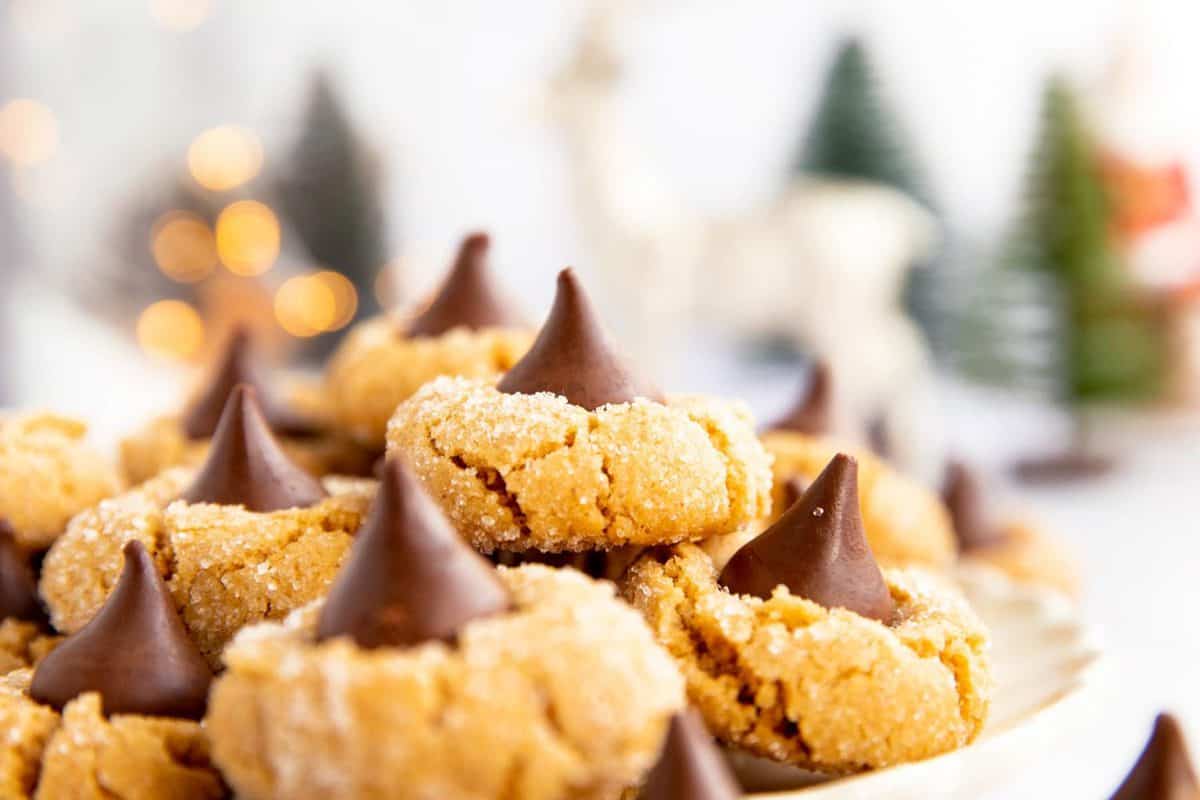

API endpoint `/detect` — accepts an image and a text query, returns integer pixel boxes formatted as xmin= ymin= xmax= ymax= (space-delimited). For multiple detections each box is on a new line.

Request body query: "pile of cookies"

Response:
xmin=0 ymin=233 xmax=1184 ymax=799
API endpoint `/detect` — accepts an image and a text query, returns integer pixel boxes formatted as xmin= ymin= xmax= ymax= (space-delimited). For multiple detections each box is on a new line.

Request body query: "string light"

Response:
xmin=215 ymin=200 xmax=280 ymax=276
xmin=187 ymin=126 xmax=263 ymax=191
xmin=313 ymin=270 xmax=358 ymax=331
xmin=148 ymin=0 xmax=209 ymax=32
xmin=137 ymin=300 xmax=205 ymax=360
xmin=151 ymin=211 xmax=217 ymax=283
xmin=275 ymin=274 xmax=336 ymax=338
xmin=0 ymin=99 xmax=58 ymax=167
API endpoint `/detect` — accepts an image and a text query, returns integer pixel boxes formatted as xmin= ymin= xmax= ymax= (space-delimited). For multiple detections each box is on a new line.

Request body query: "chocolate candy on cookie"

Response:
xmin=0 ymin=541 xmax=224 ymax=799
xmin=206 ymin=460 xmax=684 ymax=800
xmin=387 ymin=268 xmax=772 ymax=554
xmin=943 ymin=460 xmax=1080 ymax=596
xmin=761 ymin=368 xmax=954 ymax=568
xmin=41 ymin=385 xmax=373 ymax=668
xmin=1109 ymin=713 xmax=1198 ymax=800
xmin=324 ymin=232 xmax=534 ymax=450
xmin=639 ymin=710 xmax=741 ymax=800
xmin=121 ymin=327 xmax=373 ymax=484
xmin=622 ymin=453 xmax=992 ymax=773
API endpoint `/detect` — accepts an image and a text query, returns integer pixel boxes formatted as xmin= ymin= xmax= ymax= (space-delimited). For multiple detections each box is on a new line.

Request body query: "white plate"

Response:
xmin=729 ymin=565 xmax=1106 ymax=799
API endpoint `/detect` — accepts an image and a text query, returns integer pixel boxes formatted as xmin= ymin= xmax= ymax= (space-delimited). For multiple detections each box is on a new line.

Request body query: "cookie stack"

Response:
xmin=0 ymin=233 xmax=1127 ymax=799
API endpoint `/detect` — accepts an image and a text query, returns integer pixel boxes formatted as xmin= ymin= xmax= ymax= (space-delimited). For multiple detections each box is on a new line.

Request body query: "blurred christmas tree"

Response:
xmin=274 ymin=71 xmax=388 ymax=361
xmin=795 ymin=37 xmax=946 ymax=354
xmin=962 ymin=76 xmax=1167 ymax=480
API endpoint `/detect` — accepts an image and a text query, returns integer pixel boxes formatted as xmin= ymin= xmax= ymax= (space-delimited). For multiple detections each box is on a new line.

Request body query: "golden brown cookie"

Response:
xmin=39 ymin=468 xmax=372 ymax=668
xmin=120 ymin=414 xmax=374 ymax=485
xmin=0 ymin=620 xmax=59 ymax=674
xmin=207 ymin=564 xmax=685 ymax=800
xmin=387 ymin=377 xmax=773 ymax=553
xmin=621 ymin=544 xmax=992 ymax=773
xmin=0 ymin=414 xmax=120 ymax=550
xmin=325 ymin=315 xmax=532 ymax=449
xmin=0 ymin=672 xmax=224 ymax=800
xmin=963 ymin=520 xmax=1081 ymax=597
xmin=762 ymin=430 xmax=955 ymax=568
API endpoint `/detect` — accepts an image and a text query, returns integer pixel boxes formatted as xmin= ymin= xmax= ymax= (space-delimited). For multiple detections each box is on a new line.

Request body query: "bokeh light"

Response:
xmin=215 ymin=200 xmax=280 ymax=276
xmin=0 ymin=99 xmax=58 ymax=167
xmin=313 ymin=270 xmax=358 ymax=331
xmin=275 ymin=274 xmax=336 ymax=338
xmin=148 ymin=0 xmax=210 ymax=32
xmin=151 ymin=211 xmax=217 ymax=283
xmin=136 ymin=300 xmax=205 ymax=360
xmin=187 ymin=126 xmax=264 ymax=191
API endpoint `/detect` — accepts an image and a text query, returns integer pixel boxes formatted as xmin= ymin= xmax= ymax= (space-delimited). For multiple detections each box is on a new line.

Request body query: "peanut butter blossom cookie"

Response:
xmin=622 ymin=454 xmax=992 ymax=773
xmin=324 ymin=233 xmax=534 ymax=450
xmin=0 ymin=525 xmax=60 ymax=673
xmin=41 ymin=385 xmax=372 ymax=668
xmin=387 ymin=268 xmax=772 ymax=553
xmin=0 ymin=541 xmax=225 ymax=799
xmin=943 ymin=460 xmax=1081 ymax=596
xmin=761 ymin=366 xmax=955 ymax=568
xmin=207 ymin=461 xmax=685 ymax=800
xmin=120 ymin=328 xmax=373 ymax=485
xmin=0 ymin=413 xmax=119 ymax=551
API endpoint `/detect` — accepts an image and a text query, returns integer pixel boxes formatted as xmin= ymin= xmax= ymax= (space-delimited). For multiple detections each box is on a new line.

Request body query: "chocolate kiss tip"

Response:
xmin=406 ymin=231 xmax=523 ymax=337
xmin=1110 ymin=713 xmax=1199 ymax=800
xmin=942 ymin=460 xmax=1004 ymax=552
xmin=180 ymin=384 xmax=327 ymax=513
xmin=317 ymin=459 xmax=510 ymax=649
xmin=768 ymin=360 xmax=833 ymax=435
xmin=0 ymin=520 xmax=46 ymax=625
xmin=640 ymin=710 xmax=740 ymax=800
xmin=719 ymin=453 xmax=896 ymax=623
xmin=496 ymin=267 xmax=662 ymax=410
xmin=30 ymin=540 xmax=212 ymax=719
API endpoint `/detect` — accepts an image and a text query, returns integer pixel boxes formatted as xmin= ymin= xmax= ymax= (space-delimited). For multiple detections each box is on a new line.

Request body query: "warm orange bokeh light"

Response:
xmin=216 ymin=200 xmax=280 ymax=276
xmin=187 ymin=126 xmax=263 ymax=192
xmin=148 ymin=0 xmax=209 ymax=31
xmin=275 ymin=274 xmax=336 ymax=338
xmin=136 ymin=300 xmax=205 ymax=360
xmin=313 ymin=270 xmax=358 ymax=331
xmin=151 ymin=211 xmax=217 ymax=283
xmin=0 ymin=99 xmax=58 ymax=166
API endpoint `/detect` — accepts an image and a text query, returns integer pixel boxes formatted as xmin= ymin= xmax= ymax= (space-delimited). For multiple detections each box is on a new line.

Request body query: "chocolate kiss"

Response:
xmin=317 ymin=459 xmax=510 ymax=649
xmin=640 ymin=710 xmax=740 ymax=800
xmin=497 ymin=268 xmax=661 ymax=410
xmin=720 ymin=453 xmax=896 ymax=622
xmin=942 ymin=460 xmax=1005 ymax=551
xmin=1110 ymin=713 xmax=1199 ymax=800
xmin=182 ymin=327 xmax=319 ymax=440
xmin=406 ymin=232 xmax=524 ymax=337
xmin=180 ymin=384 xmax=328 ymax=512
xmin=0 ymin=520 xmax=46 ymax=624
xmin=768 ymin=361 xmax=833 ymax=435
xmin=30 ymin=541 xmax=212 ymax=719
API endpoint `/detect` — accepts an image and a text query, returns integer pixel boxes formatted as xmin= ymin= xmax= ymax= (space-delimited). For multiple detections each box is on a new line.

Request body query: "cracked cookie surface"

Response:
xmin=0 ymin=620 xmax=60 ymax=674
xmin=120 ymin=415 xmax=375 ymax=485
xmin=762 ymin=431 xmax=955 ymax=568
xmin=39 ymin=468 xmax=373 ymax=668
xmin=325 ymin=316 xmax=533 ymax=449
xmin=0 ymin=671 xmax=224 ymax=800
xmin=0 ymin=414 xmax=120 ymax=550
xmin=621 ymin=544 xmax=992 ymax=772
xmin=206 ymin=564 xmax=685 ymax=800
xmin=386 ymin=377 xmax=773 ymax=553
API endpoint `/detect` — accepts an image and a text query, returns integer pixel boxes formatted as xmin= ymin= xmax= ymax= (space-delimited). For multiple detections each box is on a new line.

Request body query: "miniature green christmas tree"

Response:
xmin=795 ymin=37 xmax=945 ymax=352
xmin=964 ymin=76 xmax=1166 ymax=480
xmin=796 ymin=37 xmax=931 ymax=209
xmin=275 ymin=70 xmax=389 ymax=360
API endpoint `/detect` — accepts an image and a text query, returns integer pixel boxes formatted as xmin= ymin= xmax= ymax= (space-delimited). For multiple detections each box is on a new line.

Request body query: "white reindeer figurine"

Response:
xmin=543 ymin=1 xmax=942 ymax=479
